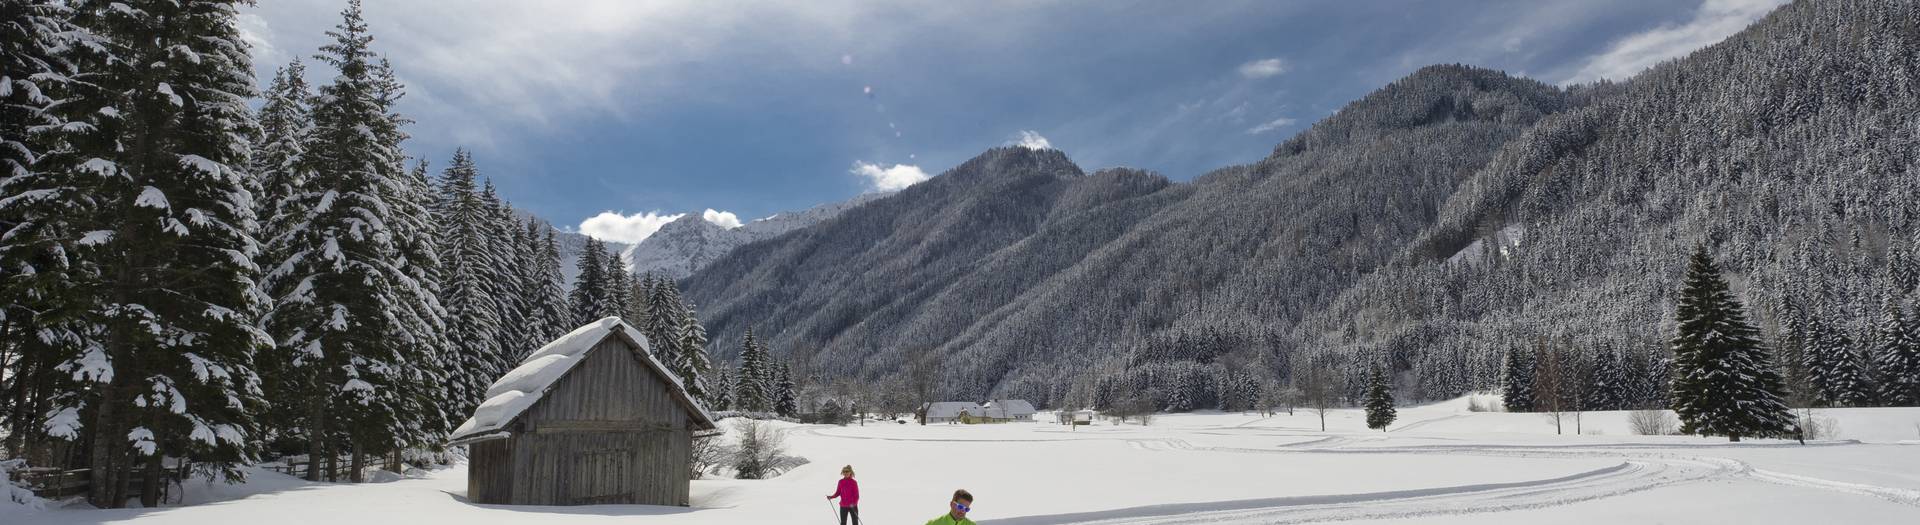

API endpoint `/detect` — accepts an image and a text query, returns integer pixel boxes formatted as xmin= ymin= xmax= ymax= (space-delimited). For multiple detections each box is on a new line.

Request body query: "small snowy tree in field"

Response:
xmin=1873 ymin=298 xmax=1920 ymax=406
xmin=1669 ymin=246 xmax=1794 ymax=442
xmin=1363 ymin=366 xmax=1396 ymax=432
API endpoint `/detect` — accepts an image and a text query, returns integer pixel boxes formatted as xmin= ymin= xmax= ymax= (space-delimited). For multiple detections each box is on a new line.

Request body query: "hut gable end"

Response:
xmin=521 ymin=336 xmax=689 ymax=433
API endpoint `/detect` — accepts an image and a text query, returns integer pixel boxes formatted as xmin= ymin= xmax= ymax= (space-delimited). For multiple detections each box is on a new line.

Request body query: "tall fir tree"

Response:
xmin=0 ymin=0 xmax=91 ymax=457
xmin=262 ymin=0 xmax=443 ymax=481
xmin=1500 ymin=348 xmax=1535 ymax=412
xmin=1804 ymin=315 xmax=1872 ymax=407
xmin=1669 ymin=246 xmax=1794 ymax=441
xmin=526 ymin=227 xmax=572 ymax=341
xmin=603 ymin=246 xmax=634 ymax=325
xmin=372 ymin=62 xmax=451 ymax=455
xmin=568 ymin=236 xmax=609 ymax=325
xmin=1584 ymin=350 xmax=1629 ymax=411
xmin=734 ymin=328 xmax=771 ymax=412
xmin=251 ymin=58 xmax=311 ymax=225
xmin=19 ymin=0 xmax=273 ymax=506
xmin=677 ymin=298 xmax=715 ymax=406
xmin=773 ymin=362 xmax=798 ymax=417
xmin=1874 ymin=298 xmax=1920 ymax=405
xmin=711 ymin=366 xmax=736 ymax=411
xmin=432 ymin=149 xmax=506 ymax=420
xmin=1364 ymin=366 xmax=1396 ymax=431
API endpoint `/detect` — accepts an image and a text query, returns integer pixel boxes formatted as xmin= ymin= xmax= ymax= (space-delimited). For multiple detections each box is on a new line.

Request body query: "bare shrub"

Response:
xmin=1796 ymin=410 xmax=1839 ymax=441
xmin=690 ymin=434 xmax=727 ymax=479
xmin=731 ymin=420 xmax=803 ymax=479
xmin=1627 ymin=410 xmax=1678 ymax=436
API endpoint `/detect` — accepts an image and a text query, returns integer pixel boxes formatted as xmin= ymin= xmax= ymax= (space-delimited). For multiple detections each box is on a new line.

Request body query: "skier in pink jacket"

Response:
xmin=827 ymin=465 xmax=860 ymax=525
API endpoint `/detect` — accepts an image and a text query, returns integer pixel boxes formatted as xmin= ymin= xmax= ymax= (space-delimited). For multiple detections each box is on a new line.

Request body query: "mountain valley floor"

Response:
xmin=12 ymin=396 xmax=1920 ymax=524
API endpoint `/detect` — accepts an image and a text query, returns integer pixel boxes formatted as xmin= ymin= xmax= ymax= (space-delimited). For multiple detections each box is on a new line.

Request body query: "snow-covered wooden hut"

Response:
xmin=448 ymin=317 xmax=717 ymax=506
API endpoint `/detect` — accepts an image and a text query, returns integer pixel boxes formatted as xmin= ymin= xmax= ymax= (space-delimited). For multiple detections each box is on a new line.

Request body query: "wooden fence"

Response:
xmin=13 ymin=467 xmax=184 ymax=501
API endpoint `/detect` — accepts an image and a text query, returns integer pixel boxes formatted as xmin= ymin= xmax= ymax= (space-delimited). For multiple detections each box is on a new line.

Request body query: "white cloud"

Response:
xmin=1246 ymin=116 xmax=1297 ymax=134
xmin=577 ymin=210 xmax=685 ymax=244
xmin=702 ymin=209 xmax=743 ymax=228
xmin=851 ymin=161 xmax=931 ymax=192
xmin=1012 ymin=130 xmax=1053 ymax=151
xmin=1560 ymin=0 xmax=1786 ymax=85
xmin=1237 ymin=58 xmax=1289 ymax=79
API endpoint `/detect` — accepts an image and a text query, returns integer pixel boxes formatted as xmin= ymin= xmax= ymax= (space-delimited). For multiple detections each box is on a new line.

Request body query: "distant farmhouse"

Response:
xmin=917 ymin=399 xmax=1036 ymax=424
xmin=449 ymin=317 xmax=716 ymax=506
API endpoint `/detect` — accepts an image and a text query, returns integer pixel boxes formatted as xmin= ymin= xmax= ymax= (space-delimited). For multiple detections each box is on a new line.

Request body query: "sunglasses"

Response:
xmin=954 ymin=502 xmax=971 ymax=512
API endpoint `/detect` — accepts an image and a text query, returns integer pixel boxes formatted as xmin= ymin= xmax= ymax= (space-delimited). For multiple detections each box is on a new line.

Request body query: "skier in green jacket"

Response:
xmin=924 ymin=489 xmax=974 ymax=525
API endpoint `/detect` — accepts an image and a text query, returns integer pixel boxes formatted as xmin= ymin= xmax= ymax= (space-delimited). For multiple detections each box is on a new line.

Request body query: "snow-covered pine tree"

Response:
xmin=527 ymin=227 xmax=572 ymax=342
xmin=711 ymin=366 xmax=736 ymax=411
xmin=263 ymin=0 xmax=446 ymax=481
xmin=371 ymin=60 xmax=452 ymax=455
xmin=1804 ymin=315 xmax=1872 ymax=407
xmin=252 ymin=58 xmax=311 ymax=227
xmin=677 ymin=298 xmax=715 ymax=406
xmin=1500 ymin=348 xmax=1534 ymax=412
xmin=603 ymin=245 xmax=635 ymax=325
xmin=1584 ymin=350 xmax=1629 ymax=411
xmin=0 ymin=0 xmax=92 ymax=457
xmin=21 ymin=0 xmax=272 ymax=507
xmin=568 ymin=236 xmax=609 ymax=325
xmin=432 ymin=149 xmax=506 ymax=419
xmin=773 ymin=362 xmax=798 ymax=417
xmin=641 ymin=278 xmax=684 ymax=362
xmin=1874 ymin=298 xmax=1920 ymax=406
xmin=735 ymin=328 xmax=770 ymax=412
xmin=1363 ymin=366 xmax=1395 ymax=431
xmin=1669 ymin=246 xmax=1794 ymax=442
xmin=480 ymin=180 xmax=526 ymax=366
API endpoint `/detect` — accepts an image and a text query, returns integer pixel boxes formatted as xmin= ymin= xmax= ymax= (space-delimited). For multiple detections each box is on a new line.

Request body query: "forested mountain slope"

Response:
xmin=683 ymin=0 xmax=1920 ymax=409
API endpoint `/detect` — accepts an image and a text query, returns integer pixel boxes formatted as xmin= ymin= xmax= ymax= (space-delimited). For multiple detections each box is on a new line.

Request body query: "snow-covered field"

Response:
xmin=13 ymin=397 xmax=1920 ymax=524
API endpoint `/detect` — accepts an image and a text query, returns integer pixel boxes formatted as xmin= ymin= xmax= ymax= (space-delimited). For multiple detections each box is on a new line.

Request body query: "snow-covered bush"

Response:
xmin=730 ymin=420 xmax=803 ymax=479
xmin=1627 ymin=410 xmax=1678 ymax=436
xmin=1 ymin=459 xmax=48 ymax=512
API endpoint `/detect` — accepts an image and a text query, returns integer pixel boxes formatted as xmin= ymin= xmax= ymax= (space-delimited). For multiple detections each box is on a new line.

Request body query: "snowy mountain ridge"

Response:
xmin=623 ymin=192 xmax=889 ymax=280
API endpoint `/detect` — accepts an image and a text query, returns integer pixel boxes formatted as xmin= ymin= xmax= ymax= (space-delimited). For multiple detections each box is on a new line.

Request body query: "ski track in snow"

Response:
xmin=801 ymin=425 xmax=1917 ymax=524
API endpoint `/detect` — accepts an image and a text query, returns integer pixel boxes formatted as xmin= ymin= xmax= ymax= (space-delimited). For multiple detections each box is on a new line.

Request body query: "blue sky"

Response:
xmin=238 ymin=0 xmax=1785 ymax=244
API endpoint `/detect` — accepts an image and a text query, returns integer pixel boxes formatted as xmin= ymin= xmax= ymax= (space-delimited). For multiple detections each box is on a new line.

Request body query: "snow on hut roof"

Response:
xmin=449 ymin=317 xmax=716 ymax=444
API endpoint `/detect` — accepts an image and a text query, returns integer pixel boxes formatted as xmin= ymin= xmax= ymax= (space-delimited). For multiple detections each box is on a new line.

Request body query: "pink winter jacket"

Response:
xmin=831 ymin=477 xmax=860 ymax=507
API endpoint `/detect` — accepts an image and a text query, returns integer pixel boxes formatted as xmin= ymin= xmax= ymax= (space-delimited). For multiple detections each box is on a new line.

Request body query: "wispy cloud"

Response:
xmin=851 ymin=162 xmax=931 ymax=192
xmin=578 ymin=210 xmax=685 ymax=244
xmin=1012 ymin=130 xmax=1053 ymax=151
xmin=1560 ymin=0 xmax=1786 ymax=85
xmin=1237 ymin=58 xmax=1289 ymax=79
xmin=1246 ymin=116 xmax=1296 ymax=134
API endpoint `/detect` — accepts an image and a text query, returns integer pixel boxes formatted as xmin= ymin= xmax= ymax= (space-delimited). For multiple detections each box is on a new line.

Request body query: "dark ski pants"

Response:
xmin=839 ymin=505 xmax=860 ymax=525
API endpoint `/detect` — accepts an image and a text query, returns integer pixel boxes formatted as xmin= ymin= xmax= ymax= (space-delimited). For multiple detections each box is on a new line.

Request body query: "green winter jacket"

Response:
xmin=925 ymin=513 xmax=975 ymax=525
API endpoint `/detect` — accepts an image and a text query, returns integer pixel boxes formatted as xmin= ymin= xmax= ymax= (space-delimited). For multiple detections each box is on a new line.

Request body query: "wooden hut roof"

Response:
xmin=449 ymin=317 xmax=717 ymax=445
